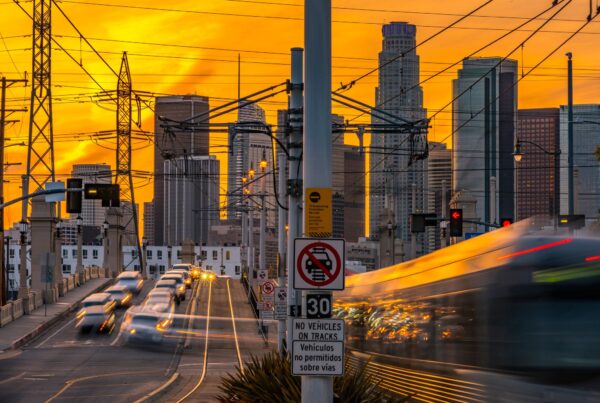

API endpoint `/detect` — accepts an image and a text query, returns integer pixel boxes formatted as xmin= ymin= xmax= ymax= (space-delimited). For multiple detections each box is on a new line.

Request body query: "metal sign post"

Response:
xmin=302 ymin=1 xmax=334 ymax=401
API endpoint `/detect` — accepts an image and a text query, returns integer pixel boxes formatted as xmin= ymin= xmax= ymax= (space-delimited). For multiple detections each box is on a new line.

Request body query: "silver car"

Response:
xmin=161 ymin=273 xmax=186 ymax=301
xmin=123 ymin=310 xmax=173 ymax=345
xmin=76 ymin=305 xmax=116 ymax=334
xmin=154 ymin=279 xmax=180 ymax=304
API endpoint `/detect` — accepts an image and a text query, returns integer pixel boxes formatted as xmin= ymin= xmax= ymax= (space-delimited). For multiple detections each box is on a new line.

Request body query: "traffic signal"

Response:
xmin=84 ymin=183 xmax=120 ymax=207
xmin=449 ymin=209 xmax=463 ymax=237
xmin=500 ymin=218 xmax=513 ymax=227
xmin=558 ymin=214 xmax=585 ymax=230
xmin=66 ymin=178 xmax=83 ymax=214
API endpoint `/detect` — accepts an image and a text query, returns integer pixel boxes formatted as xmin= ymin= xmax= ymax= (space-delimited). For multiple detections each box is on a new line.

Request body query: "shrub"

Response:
xmin=216 ymin=350 xmax=412 ymax=402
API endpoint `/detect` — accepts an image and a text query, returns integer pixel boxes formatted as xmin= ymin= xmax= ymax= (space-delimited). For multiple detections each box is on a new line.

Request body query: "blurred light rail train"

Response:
xmin=334 ymin=222 xmax=600 ymax=401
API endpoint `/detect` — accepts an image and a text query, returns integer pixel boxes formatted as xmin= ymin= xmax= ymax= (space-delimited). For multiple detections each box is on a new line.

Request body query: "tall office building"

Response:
xmin=70 ymin=164 xmax=112 ymax=226
xmin=343 ymin=148 xmax=365 ymax=242
xmin=228 ymin=102 xmax=275 ymax=227
xmin=516 ymin=108 xmax=560 ymax=220
xmin=143 ymin=202 xmax=155 ymax=245
xmin=559 ymin=104 xmax=600 ymax=220
xmin=427 ymin=143 xmax=451 ymax=251
xmin=163 ymin=156 xmax=220 ymax=245
xmin=452 ymin=57 xmax=518 ymax=231
xmin=369 ymin=22 xmax=427 ymax=246
xmin=153 ymin=95 xmax=210 ymax=245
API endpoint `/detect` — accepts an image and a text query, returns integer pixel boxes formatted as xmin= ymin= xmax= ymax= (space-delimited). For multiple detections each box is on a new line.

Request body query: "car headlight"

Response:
xmin=129 ymin=329 xmax=136 ymax=335
xmin=202 ymin=273 xmax=208 ymax=280
xmin=178 ymin=286 xmax=185 ymax=292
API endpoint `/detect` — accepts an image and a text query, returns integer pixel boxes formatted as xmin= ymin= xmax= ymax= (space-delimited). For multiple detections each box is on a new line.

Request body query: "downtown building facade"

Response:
xmin=153 ymin=95 xmax=210 ymax=245
xmin=427 ymin=142 xmax=451 ymax=250
xmin=452 ymin=57 xmax=518 ymax=232
xmin=369 ymin=22 xmax=428 ymax=251
xmin=69 ymin=164 xmax=112 ymax=226
xmin=559 ymin=104 xmax=600 ymax=221
xmin=516 ymin=108 xmax=560 ymax=220
xmin=163 ymin=155 xmax=220 ymax=245
xmin=143 ymin=201 xmax=154 ymax=245
xmin=227 ymin=102 xmax=276 ymax=227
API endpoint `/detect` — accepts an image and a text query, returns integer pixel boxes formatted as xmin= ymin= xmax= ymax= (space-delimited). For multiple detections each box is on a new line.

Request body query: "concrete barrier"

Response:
xmin=0 ymin=303 xmax=13 ymax=327
xmin=12 ymin=299 xmax=24 ymax=320
xmin=33 ymin=291 xmax=43 ymax=309
xmin=25 ymin=294 xmax=34 ymax=314
xmin=68 ymin=276 xmax=75 ymax=290
xmin=58 ymin=280 xmax=66 ymax=297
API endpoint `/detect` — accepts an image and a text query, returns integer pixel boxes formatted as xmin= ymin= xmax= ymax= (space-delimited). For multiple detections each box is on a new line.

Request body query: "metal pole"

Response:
xmin=303 ymin=0 xmax=332 ymax=401
xmin=76 ymin=220 xmax=83 ymax=278
xmin=490 ymin=176 xmax=497 ymax=225
xmin=567 ymin=52 xmax=574 ymax=215
xmin=411 ymin=183 xmax=417 ymax=259
xmin=441 ymin=179 xmax=447 ymax=249
xmin=0 ymin=77 xmax=6 ymax=305
xmin=277 ymin=127 xmax=288 ymax=353
xmin=259 ymin=175 xmax=266 ymax=272
xmin=287 ymin=47 xmax=303 ymax=352
xmin=248 ymin=199 xmax=254 ymax=285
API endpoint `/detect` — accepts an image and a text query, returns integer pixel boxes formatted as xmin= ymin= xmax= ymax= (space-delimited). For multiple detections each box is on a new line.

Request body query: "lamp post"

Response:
xmin=102 ymin=220 xmax=109 ymax=274
xmin=142 ymin=236 xmax=148 ymax=279
xmin=259 ymin=151 xmax=267 ymax=276
xmin=513 ymin=139 xmax=561 ymax=229
xmin=4 ymin=235 xmax=10 ymax=301
xmin=18 ymin=219 xmax=28 ymax=298
xmin=247 ymin=166 xmax=255 ymax=285
xmin=76 ymin=215 xmax=83 ymax=280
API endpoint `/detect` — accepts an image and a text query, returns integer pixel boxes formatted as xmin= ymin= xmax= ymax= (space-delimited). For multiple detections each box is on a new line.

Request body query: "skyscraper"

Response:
xmin=369 ymin=22 xmax=427 ymax=246
xmin=228 ymin=102 xmax=275 ymax=227
xmin=516 ymin=108 xmax=560 ymax=220
xmin=426 ymin=142 xmax=451 ymax=250
xmin=70 ymin=164 xmax=112 ymax=226
xmin=452 ymin=57 xmax=518 ymax=231
xmin=153 ymin=95 xmax=210 ymax=245
xmin=163 ymin=155 xmax=220 ymax=245
xmin=143 ymin=202 xmax=154 ymax=245
xmin=559 ymin=104 xmax=600 ymax=220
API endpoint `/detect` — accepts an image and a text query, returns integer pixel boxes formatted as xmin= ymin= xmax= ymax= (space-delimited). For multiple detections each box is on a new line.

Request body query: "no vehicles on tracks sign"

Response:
xmin=293 ymin=238 xmax=345 ymax=291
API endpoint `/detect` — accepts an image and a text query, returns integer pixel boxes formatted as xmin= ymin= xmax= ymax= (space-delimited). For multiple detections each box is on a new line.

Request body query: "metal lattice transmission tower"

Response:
xmin=116 ymin=52 xmax=143 ymax=272
xmin=23 ymin=0 xmax=55 ymax=220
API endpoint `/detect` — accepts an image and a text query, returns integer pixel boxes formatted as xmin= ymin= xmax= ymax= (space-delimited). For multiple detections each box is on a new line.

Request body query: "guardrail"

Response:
xmin=241 ymin=274 xmax=259 ymax=318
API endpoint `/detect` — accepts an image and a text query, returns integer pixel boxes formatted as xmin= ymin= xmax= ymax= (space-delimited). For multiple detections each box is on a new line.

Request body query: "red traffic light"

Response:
xmin=451 ymin=210 xmax=462 ymax=220
xmin=501 ymin=218 xmax=513 ymax=227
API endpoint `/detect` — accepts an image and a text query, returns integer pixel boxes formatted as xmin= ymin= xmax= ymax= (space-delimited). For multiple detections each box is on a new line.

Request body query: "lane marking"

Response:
xmin=36 ymin=317 xmax=77 ymax=348
xmin=0 ymin=372 xmax=26 ymax=385
xmin=226 ymin=278 xmax=244 ymax=374
xmin=176 ymin=280 xmax=212 ymax=403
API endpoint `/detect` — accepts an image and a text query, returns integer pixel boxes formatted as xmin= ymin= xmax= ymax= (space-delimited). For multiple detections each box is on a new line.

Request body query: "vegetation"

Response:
xmin=216 ymin=349 xmax=412 ymax=402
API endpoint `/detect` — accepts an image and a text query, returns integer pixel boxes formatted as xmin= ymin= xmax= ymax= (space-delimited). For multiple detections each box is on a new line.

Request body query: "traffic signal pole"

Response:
xmin=302 ymin=1 xmax=333 ymax=401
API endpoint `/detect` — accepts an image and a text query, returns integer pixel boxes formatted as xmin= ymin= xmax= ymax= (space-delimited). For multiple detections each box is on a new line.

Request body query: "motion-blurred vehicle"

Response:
xmin=154 ymin=279 xmax=180 ymax=304
xmin=171 ymin=263 xmax=192 ymax=273
xmin=79 ymin=292 xmax=116 ymax=312
xmin=170 ymin=269 xmax=192 ymax=288
xmin=123 ymin=310 xmax=173 ymax=345
xmin=161 ymin=273 xmax=187 ymax=301
xmin=144 ymin=293 xmax=175 ymax=314
xmin=190 ymin=265 xmax=201 ymax=280
xmin=115 ymin=271 xmax=144 ymax=294
xmin=201 ymin=270 xmax=216 ymax=281
xmin=76 ymin=305 xmax=116 ymax=334
xmin=105 ymin=285 xmax=133 ymax=308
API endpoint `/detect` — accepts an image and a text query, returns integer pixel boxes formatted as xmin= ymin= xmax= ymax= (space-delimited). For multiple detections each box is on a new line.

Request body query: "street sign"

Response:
xmin=45 ymin=181 xmax=65 ymax=203
xmin=274 ymin=287 xmax=287 ymax=320
xmin=306 ymin=293 xmax=332 ymax=319
xmin=261 ymin=280 xmax=275 ymax=303
xmin=305 ymin=188 xmax=332 ymax=237
xmin=257 ymin=269 xmax=269 ymax=284
xmin=294 ymin=238 xmax=345 ymax=290
xmin=464 ymin=232 xmax=483 ymax=240
xmin=291 ymin=319 xmax=344 ymax=376
xmin=260 ymin=309 xmax=274 ymax=320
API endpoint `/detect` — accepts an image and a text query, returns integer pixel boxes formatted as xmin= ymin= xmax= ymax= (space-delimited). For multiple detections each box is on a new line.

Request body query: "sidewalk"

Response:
xmin=0 ymin=278 xmax=112 ymax=351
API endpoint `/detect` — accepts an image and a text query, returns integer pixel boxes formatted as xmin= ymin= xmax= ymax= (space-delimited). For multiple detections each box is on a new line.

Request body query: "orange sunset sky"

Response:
xmin=0 ymin=0 xmax=599 ymax=235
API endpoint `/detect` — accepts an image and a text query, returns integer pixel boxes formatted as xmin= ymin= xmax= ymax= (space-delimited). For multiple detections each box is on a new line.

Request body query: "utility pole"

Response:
xmin=287 ymin=47 xmax=303 ymax=351
xmin=411 ymin=183 xmax=417 ymax=259
xmin=259 ymin=152 xmax=267 ymax=275
xmin=441 ymin=179 xmax=447 ymax=248
xmin=490 ymin=176 xmax=497 ymax=225
xmin=566 ymin=52 xmax=574 ymax=215
xmin=277 ymin=118 xmax=288 ymax=353
xmin=303 ymin=0 xmax=332 ymax=401
xmin=1 ymin=76 xmax=27 ymax=305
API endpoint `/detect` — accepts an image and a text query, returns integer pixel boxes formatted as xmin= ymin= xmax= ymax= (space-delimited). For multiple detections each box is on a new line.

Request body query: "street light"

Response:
xmin=248 ymin=166 xmax=255 ymax=180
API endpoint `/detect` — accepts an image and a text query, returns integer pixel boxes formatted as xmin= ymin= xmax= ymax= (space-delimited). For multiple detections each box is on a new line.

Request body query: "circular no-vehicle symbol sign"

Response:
xmin=262 ymin=281 xmax=275 ymax=295
xmin=296 ymin=241 xmax=342 ymax=288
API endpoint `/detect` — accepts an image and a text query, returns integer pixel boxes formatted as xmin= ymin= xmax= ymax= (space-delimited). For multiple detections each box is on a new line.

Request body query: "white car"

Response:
xmin=123 ymin=310 xmax=173 ymax=345
xmin=116 ymin=271 xmax=144 ymax=294
xmin=144 ymin=294 xmax=175 ymax=314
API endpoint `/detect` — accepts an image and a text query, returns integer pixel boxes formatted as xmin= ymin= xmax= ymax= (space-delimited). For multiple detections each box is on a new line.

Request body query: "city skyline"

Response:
xmin=0 ymin=1 xmax=599 ymax=235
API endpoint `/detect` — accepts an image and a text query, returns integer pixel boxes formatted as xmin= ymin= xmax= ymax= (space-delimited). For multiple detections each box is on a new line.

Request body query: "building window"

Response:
xmin=149 ymin=265 xmax=156 ymax=275
xmin=212 ymin=250 xmax=218 ymax=260
xmin=62 ymin=249 xmax=68 ymax=258
xmin=147 ymin=249 xmax=152 ymax=259
xmin=235 ymin=265 xmax=240 ymax=275
xmin=226 ymin=251 xmax=231 ymax=261
xmin=132 ymin=249 xmax=137 ymax=258
xmin=201 ymin=250 xmax=207 ymax=259
xmin=177 ymin=250 xmax=181 ymax=259
xmin=157 ymin=250 xmax=163 ymax=259
xmin=83 ymin=249 xmax=88 ymax=259
xmin=92 ymin=249 xmax=98 ymax=259
xmin=159 ymin=265 xmax=165 ymax=274
xmin=72 ymin=249 xmax=76 ymax=258
xmin=9 ymin=248 xmax=14 ymax=259
xmin=7 ymin=264 xmax=14 ymax=274
xmin=62 ymin=264 xmax=71 ymax=273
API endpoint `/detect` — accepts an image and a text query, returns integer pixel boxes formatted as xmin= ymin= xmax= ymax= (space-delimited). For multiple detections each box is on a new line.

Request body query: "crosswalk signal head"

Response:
xmin=449 ymin=209 xmax=463 ymax=237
